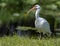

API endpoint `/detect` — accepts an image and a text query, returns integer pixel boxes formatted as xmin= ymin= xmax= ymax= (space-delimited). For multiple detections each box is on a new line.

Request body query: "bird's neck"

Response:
xmin=35 ymin=9 xmax=40 ymax=19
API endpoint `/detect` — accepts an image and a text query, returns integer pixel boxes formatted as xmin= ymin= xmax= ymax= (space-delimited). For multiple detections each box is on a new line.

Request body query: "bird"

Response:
xmin=27 ymin=4 xmax=52 ymax=37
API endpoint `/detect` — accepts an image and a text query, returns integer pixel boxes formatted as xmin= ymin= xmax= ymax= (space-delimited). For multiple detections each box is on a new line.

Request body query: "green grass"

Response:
xmin=0 ymin=35 xmax=60 ymax=46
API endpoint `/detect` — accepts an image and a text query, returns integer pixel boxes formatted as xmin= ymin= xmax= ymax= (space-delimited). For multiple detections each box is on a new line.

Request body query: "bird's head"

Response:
xmin=34 ymin=5 xmax=40 ymax=9
xmin=27 ymin=4 xmax=41 ymax=14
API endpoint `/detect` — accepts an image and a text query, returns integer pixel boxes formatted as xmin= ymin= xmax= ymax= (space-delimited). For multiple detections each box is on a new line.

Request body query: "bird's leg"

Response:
xmin=39 ymin=32 xmax=43 ymax=39
xmin=47 ymin=32 xmax=52 ymax=38
xmin=43 ymin=33 xmax=48 ymax=38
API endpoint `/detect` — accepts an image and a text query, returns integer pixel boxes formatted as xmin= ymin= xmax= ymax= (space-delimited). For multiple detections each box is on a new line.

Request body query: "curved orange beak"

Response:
xmin=27 ymin=6 xmax=36 ymax=14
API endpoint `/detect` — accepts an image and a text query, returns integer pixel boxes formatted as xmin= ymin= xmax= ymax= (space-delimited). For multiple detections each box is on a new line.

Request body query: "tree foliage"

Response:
xmin=0 ymin=0 xmax=60 ymax=28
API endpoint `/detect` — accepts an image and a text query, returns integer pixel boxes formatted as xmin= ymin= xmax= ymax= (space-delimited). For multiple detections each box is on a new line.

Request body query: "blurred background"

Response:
xmin=0 ymin=0 xmax=60 ymax=36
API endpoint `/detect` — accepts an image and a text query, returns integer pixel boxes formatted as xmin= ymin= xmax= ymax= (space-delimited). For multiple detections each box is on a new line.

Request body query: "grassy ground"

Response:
xmin=0 ymin=35 xmax=60 ymax=46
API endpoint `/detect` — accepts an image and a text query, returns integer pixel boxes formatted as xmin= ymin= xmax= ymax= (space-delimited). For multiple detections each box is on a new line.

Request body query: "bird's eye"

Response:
xmin=35 ymin=6 xmax=37 ymax=8
xmin=34 ymin=5 xmax=37 ymax=7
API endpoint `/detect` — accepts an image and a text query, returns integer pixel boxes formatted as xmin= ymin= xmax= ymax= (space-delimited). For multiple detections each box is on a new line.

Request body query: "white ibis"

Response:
xmin=27 ymin=5 xmax=52 ymax=37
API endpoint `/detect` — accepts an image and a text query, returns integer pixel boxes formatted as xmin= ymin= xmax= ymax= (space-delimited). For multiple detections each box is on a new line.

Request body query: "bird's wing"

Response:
xmin=35 ymin=17 xmax=48 ymax=27
xmin=35 ymin=17 xmax=51 ymax=33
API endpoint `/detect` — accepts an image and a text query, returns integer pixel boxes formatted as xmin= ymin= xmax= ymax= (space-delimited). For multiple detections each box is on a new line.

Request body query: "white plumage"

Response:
xmin=35 ymin=16 xmax=51 ymax=35
xmin=27 ymin=5 xmax=51 ymax=36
